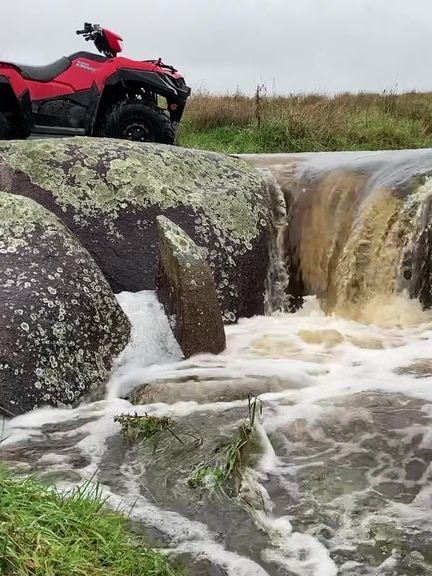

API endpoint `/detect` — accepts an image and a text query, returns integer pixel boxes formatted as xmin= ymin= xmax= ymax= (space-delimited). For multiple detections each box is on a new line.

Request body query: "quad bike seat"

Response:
xmin=16 ymin=57 xmax=72 ymax=82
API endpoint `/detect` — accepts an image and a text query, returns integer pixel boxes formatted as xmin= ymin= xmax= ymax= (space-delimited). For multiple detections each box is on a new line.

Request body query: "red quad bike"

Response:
xmin=0 ymin=22 xmax=191 ymax=143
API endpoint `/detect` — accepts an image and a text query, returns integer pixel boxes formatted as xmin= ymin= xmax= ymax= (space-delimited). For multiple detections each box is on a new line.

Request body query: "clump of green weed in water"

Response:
xmin=188 ymin=396 xmax=262 ymax=496
xmin=115 ymin=399 xmax=262 ymax=498
xmin=115 ymin=412 xmax=200 ymax=448
xmin=115 ymin=413 xmax=180 ymax=443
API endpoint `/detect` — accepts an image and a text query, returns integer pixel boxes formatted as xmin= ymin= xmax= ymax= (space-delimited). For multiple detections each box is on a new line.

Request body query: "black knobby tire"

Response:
xmin=0 ymin=112 xmax=12 ymax=140
xmin=101 ymin=100 xmax=176 ymax=145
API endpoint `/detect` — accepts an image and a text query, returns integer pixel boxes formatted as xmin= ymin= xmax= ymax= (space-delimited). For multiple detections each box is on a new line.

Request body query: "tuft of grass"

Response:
xmin=115 ymin=413 xmax=200 ymax=448
xmin=187 ymin=396 xmax=262 ymax=496
xmin=115 ymin=413 xmax=178 ymax=443
xmin=0 ymin=468 xmax=179 ymax=575
xmin=178 ymin=89 xmax=432 ymax=153
xmin=114 ymin=400 xmax=262 ymax=499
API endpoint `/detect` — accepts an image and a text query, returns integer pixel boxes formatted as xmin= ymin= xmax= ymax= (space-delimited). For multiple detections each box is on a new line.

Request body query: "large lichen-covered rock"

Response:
xmin=0 ymin=191 xmax=130 ymax=417
xmin=157 ymin=216 xmax=225 ymax=358
xmin=0 ymin=138 xmax=269 ymax=321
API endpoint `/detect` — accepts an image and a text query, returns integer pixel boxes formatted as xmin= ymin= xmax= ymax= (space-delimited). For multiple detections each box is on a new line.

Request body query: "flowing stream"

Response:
xmin=2 ymin=151 xmax=432 ymax=575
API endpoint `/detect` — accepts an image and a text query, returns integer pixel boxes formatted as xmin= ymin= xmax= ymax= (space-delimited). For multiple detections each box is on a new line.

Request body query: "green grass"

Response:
xmin=114 ymin=413 xmax=200 ymax=448
xmin=187 ymin=397 xmax=262 ymax=497
xmin=186 ymin=421 xmax=253 ymax=494
xmin=177 ymin=91 xmax=432 ymax=154
xmin=114 ymin=400 xmax=262 ymax=499
xmin=0 ymin=468 xmax=179 ymax=576
xmin=115 ymin=412 xmax=179 ymax=444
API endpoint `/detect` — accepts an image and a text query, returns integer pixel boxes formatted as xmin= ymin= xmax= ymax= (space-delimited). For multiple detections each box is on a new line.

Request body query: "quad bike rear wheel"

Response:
xmin=0 ymin=112 xmax=12 ymax=140
xmin=101 ymin=100 xmax=176 ymax=144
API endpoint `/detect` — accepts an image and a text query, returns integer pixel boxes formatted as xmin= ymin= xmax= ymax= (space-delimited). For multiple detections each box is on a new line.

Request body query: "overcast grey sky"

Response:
xmin=1 ymin=0 xmax=431 ymax=95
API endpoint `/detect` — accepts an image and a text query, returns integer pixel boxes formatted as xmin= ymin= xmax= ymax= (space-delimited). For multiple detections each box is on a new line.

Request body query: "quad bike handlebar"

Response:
xmin=76 ymin=23 xmax=101 ymax=41
xmin=75 ymin=22 xmax=122 ymax=57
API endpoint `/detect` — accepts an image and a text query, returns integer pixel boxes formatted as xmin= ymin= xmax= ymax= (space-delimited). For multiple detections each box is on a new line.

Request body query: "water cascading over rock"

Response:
xmin=260 ymin=167 xmax=304 ymax=314
xmin=244 ymin=149 xmax=432 ymax=320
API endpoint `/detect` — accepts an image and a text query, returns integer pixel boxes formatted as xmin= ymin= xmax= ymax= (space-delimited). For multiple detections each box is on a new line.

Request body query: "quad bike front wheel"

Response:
xmin=0 ymin=112 xmax=12 ymax=140
xmin=101 ymin=100 xmax=176 ymax=145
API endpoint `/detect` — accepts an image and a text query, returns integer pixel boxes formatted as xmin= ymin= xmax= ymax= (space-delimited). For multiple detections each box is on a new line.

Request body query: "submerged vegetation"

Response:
xmin=115 ymin=412 xmax=181 ymax=444
xmin=0 ymin=400 xmax=262 ymax=575
xmin=187 ymin=396 xmax=262 ymax=496
xmin=116 ymin=398 xmax=262 ymax=498
xmin=115 ymin=412 xmax=201 ymax=448
xmin=178 ymin=89 xmax=432 ymax=154
xmin=0 ymin=468 xmax=179 ymax=576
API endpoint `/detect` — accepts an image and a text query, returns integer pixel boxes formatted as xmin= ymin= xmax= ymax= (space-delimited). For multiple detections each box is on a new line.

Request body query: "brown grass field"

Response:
xmin=177 ymin=90 xmax=432 ymax=153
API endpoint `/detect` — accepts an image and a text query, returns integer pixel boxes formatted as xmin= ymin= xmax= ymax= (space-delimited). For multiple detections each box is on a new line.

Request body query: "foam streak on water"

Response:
xmin=3 ymin=291 xmax=432 ymax=575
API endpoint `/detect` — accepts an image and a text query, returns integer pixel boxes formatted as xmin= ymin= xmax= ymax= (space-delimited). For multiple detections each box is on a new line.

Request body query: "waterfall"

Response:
xmin=261 ymin=168 xmax=291 ymax=315
xmin=244 ymin=149 xmax=432 ymax=320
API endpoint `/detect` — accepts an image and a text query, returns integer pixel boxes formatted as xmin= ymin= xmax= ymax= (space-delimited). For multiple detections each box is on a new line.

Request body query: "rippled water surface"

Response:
xmin=2 ymin=291 xmax=432 ymax=576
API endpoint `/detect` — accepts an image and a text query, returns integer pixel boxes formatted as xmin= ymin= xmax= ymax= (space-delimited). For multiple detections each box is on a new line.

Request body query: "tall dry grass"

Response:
xmin=179 ymin=90 xmax=432 ymax=153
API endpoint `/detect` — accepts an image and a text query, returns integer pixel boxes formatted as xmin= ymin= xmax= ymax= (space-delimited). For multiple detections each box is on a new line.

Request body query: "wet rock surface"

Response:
xmin=0 ymin=192 xmax=130 ymax=417
xmin=130 ymin=375 xmax=304 ymax=405
xmin=157 ymin=216 xmax=226 ymax=358
xmin=0 ymin=138 xmax=270 ymax=321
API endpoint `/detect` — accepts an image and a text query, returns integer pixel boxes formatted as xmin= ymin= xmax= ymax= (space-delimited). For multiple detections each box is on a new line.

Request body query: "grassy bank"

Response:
xmin=178 ymin=91 xmax=432 ymax=153
xmin=0 ymin=469 xmax=178 ymax=576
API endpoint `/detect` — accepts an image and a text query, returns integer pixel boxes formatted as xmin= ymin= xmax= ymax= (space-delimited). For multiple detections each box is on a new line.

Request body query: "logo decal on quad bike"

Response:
xmin=75 ymin=61 xmax=97 ymax=72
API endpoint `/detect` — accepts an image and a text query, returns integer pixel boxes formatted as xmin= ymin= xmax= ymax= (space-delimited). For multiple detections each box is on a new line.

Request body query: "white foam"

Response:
xmin=257 ymin=513 xmax=338 ymax=576
xmin=108 ymin=290 xmax=182 ymax=398
xmin=102 ymin=472 xmax=271 ymax=576
xmin=255 ymin=421 xmax=279 ymax=475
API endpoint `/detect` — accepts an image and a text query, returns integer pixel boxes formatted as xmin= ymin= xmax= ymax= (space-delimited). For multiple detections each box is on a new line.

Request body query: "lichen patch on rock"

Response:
xmin=0 ymin=191 xmax=130 ymax=417
xmin=0 ymin=138 xmax=270 ymax=320
xmin=0 ymin=138 xmax=265 ymax=244
xmin=157 ymin=216 xmax=226 ymax=358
